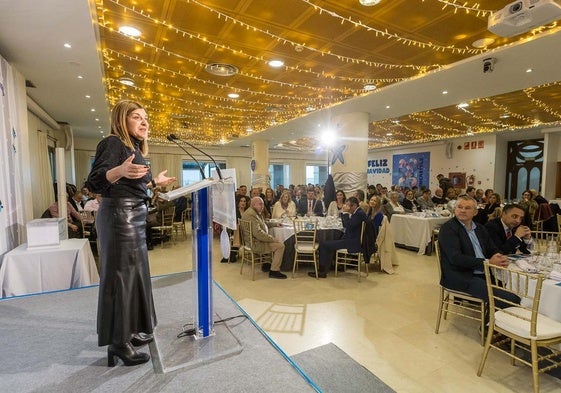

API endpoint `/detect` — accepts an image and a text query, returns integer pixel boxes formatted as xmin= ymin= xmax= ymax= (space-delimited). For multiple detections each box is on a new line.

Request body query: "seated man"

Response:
xmin=241 ymin=197 xmax=287 ymax=279
xmin=296 ymin=187 xmax=324 ymax=217
xmin=485 ymin=204 xmax=533 ymax=255
xmin=438 ymin=195 xmax=520 ymax=310
xmin=431 ymin=188 xmax=447 ymax=205
xmin=311 ymin=197 xmax=367 ymax=278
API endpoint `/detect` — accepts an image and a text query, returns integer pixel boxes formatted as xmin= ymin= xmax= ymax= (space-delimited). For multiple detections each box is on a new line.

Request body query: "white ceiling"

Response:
xmin=1 ymin=0 xmax=560 ymax=147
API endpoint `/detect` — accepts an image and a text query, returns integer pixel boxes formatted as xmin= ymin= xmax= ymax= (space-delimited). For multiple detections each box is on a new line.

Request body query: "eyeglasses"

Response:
xmin=128 ymin=114 xmax=149 ymax=122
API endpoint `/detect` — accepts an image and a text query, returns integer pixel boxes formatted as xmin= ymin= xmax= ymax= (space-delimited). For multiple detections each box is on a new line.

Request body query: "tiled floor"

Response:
xmin=147 ymin=230 xmax=561 ymax=393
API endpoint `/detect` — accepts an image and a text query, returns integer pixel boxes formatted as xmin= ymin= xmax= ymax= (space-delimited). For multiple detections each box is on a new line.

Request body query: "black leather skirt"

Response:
xmin=96 ymin=197 xmax=157 ymax=346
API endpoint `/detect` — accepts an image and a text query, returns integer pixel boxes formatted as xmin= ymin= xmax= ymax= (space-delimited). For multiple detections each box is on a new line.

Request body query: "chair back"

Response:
xmin=239 ymin=219 xmax=253 ymax=250
xmin=531 ymin=230 xmax=560 ymax=253
xmin=293 ymin=219 xmax=317 ymax=248
xmin=435 ymin=240 xmax=443 ymax=279
xmin=483 ymin=262 xmax=544 ymax=337
xmin=160 ymin=206 xmax=176 ymax=227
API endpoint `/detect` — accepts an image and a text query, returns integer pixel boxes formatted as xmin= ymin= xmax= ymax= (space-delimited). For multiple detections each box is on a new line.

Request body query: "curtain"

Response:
xmin=148 ymin=153 xmax=182 ymax=189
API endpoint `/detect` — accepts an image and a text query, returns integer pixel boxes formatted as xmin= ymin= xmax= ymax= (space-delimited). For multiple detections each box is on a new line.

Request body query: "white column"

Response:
xmin=251 ymin=140 xmax=270 ymax=190
xmin=330 ymin=112 xmax=369 ymax=196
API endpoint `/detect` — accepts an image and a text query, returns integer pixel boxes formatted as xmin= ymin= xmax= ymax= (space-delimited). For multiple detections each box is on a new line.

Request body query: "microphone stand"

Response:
xmin=166 ymin=135 xmax=206 ymax=179
xmin=169 ymin=134 xmax=223 ymax=179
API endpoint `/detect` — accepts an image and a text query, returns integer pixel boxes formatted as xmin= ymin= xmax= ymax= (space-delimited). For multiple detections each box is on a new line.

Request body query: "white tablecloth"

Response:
xmin=390 ymin=214 xmax=450 ymax=255
xmin=0 ymin=239 xmax=99 ymax=298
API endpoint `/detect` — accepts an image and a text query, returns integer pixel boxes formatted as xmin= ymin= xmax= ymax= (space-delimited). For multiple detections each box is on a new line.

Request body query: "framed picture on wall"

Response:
xmin=449 ymin=172 xmax=466 ymax=189
xmin=464 ymin=142 xmax=470 ymax=150
xmin=478 ymin=140 xmax=484 ymax=148
xmin=471 ymin=141 xmax=477 ymax=149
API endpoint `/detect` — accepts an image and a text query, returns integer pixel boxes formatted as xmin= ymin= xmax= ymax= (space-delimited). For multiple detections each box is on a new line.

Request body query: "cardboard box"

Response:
xmin=26 ymin=218 xmax=66 ymax=248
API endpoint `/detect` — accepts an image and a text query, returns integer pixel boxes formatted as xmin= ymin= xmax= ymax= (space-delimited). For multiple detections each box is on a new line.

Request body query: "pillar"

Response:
xmin=251 ymin=140 xmax=270 ymax=191
xmin=330 ymin=112 xmax=369 ymax=197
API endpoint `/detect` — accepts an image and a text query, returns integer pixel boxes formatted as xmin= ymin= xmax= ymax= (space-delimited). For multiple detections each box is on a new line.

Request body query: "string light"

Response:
xmin=434 ymin=0 xmax=493 ymax=16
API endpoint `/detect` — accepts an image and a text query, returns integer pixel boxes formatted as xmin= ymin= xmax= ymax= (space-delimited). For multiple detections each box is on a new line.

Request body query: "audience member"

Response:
xmin=417 ymin=189 xmax=435 ymax=211
xmin=432 ymin=188 xmax=447 ymax=205
xmin=437 ymin=174 xmax=453 ymax=196
xmin=311 ymin=197 xmax=367 ymax=278
xmin=84 ymin=193 xmax=102 ymax=212
xmin=382 ymin=191 xmax=405 ymax=221
xmin=485 ymin=204 xmax=533 ymax=255
xmin=327 ymin=189 xmax=346 ymax=217
xmin=402 ymin=190 xmax=420 ymax=213
xmin=271 ymin=190 xmax=296 ymax=219
xmin=241 ymin=197 xmax=287 ymax=279
xmin=296 ymin=187 xmax=324 ymax=216
xmin=437 ymin=195 xmax=520 ymax=311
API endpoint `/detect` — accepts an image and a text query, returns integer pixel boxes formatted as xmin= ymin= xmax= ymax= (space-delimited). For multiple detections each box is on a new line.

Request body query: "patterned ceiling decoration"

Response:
xmin=94 ymin=0 xmax=561 ymax=149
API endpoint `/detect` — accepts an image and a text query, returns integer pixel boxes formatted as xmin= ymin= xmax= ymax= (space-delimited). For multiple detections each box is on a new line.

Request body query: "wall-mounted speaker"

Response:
xmin=445 ymin=141 xmax=453 ymax=159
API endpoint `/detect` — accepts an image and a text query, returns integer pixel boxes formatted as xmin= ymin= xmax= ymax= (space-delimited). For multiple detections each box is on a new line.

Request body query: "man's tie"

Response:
xmin=506 ymin=229 xmax=512 ymax=239
xmin=308 ymin=200 xmax=312 ymax=212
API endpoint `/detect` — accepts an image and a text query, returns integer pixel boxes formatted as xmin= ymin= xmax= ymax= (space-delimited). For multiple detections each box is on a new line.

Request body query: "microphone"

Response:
xmin=166 ymin=135 xmax=206 ymax=179
xmin=169 ymin=134 xmax=223 ymax=180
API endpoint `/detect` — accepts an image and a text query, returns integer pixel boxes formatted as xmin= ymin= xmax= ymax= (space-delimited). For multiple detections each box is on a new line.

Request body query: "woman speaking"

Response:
xmin=87 ymin=100 xmax=175 ymax=367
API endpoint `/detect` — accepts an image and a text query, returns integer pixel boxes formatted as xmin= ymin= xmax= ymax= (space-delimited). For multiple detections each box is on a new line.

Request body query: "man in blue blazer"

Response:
xmin=485 ymin=204 xmax=533 ymax=255
xmin=310 ymin=197 xmax=367 ymax=278
xmin=438 ymin=195 xmax=520 ymax=307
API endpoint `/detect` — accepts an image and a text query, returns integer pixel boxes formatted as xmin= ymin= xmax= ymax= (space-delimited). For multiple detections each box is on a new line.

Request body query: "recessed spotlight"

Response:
xmin=95 ymin=118 xmax=99 ymax=121
xmin=276 ymin=143 xmax=283 ymax=147
xmin=119 ymin=77 xmax=135 ymax=86
xmin=442 ymin=90 xmax=448 ymax=95
xmin=290 ymin=140 xmax=297 ymax=144
xmin=85 ymin=95 xmax=91 ymax=99
xmin=386 ymin=133 xmax=392 ymax=136
xmin=64 ymin=42 xmax=72 ymax=48
xmin=359 ymin=0 xmax=382 ymax=5
xmin=119 ymin=26 xmax=141 ymax=37
xmin=526 ymin=68 xmax=533 ymax=73
xmin=268 ymin=60 xmax=284 ymax=68
xmin=457 ymin=102 xmax=469 ymax=108
xmin=205 ymin=63 xmax=238 ymax=76
xmin=228 ymin=93 xmax=239 ymax=99
xmin=472 ymin=38 xmax=495 ymax=49
xmin=77 ymin=75 xmax=83 ymax=79
xmin=91 ymin=108 xmax=96 ymax=112
xmin=294 ymin=45 xmax=304 ymax=53
xmin=363 ymin=84 xmax=376 ymax=91
xmin=500 ymin=114 xmax=510 ymax=119
xmin=385 ymin=105 xmax=390 ymax=109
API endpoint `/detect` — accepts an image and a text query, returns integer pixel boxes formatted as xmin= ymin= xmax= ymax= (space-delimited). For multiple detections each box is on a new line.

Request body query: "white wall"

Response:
xmin=368 ymin=134 xmax=499 ymax=193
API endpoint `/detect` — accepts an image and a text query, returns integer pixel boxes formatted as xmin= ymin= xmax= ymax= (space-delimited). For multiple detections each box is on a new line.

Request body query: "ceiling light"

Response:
xmin=471 ymin=38 xmax=495 ymax=48
xmin=363 ymin=84 xmax=376 ymax=91
xmin=63 ymin=43 xmax=71 ymax=48
xmin=359 ymin=0 xmax=382 ymax=5
xmin=306 ymin=106 xmax=316 ymax=112
xmin=91 ymin=108 xmax=96 ymax=112
xmin=205 ymin=63 xmax=238 ymax=76
xmin=118 ymin=26 xmax=141 ymax=37
xmin=85 ymin=95 xmax=91 ymax=99
xmin=442 ymin=90 xmax=448 ymax=95
xmin=246 ymin=128 xmax=254 ymax=134
xmin=457 ymin=102 xmax=469 ymax=108
xmin=526 ymin=68 xmax=533 ymax=73
xmin=268 ymin=60 xmax=284 ymax=68
xmin=77 ymin=75 xmax=83 ymax=79
xmin=228 ymin=93 xmax=239 ymax=99
xmin=119 ymin=77 xmax=135 ymax=86
xmin=386 ymin=133 xmax=392 ymax=136
xmin=290 ymin=140 xmax=297 ymax=144
xmin=294 ymin=45 xmax=304 ymax=53
xmin=500 ymin=114 xmax=510 ymax=119
xmin=385 ymin=105 xmax=390 ymax=109
xmin=95 ymin=118 xmax=99 ymax=121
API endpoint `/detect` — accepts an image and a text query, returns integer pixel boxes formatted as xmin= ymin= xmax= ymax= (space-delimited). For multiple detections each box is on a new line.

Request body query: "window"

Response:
xmin=269 ymin=164 xmax=290 ymax=190
xmin=181 ymin=161 xmax=226 ymax=186
xmin=306 ymin=164 xmax=328 ymax=185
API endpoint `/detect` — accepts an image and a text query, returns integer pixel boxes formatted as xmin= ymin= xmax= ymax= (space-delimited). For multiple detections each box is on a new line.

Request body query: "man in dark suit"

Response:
xmin=485 ymin=204 xmax=534 ymax=255
xmin=310 ymin=197 xmax=366 ymax=278
xmin=296 ymin=187 xmax=324 ymax=217
xmin=438 ymin=195 xmax=520 ymax=306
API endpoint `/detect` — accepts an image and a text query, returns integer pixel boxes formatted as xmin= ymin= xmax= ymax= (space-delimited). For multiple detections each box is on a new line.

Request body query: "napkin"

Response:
xmin=548 ymin=271 xmax=561 ymax=281
xmin=515 ymin=259 xmax=538 ymax=273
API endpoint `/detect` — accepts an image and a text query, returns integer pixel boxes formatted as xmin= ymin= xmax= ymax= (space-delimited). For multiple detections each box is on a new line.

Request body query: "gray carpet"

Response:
xmin=0 ymin=272 xmax=393 ymax=392
xmin=292 ymin=343 xmax=396 ymax=393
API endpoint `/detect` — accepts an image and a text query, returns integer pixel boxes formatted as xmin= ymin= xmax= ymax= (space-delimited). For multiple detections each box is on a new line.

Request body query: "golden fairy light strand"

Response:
xmin=102 ymin=0 xmax=420 ymax=78
xmin=477 ymin=98 xmax=534 ymax=123
xmin=101 ymin=29 xmax=366 ymax=96
xmin=298 ymin=0 xmax=485 ymax=54
xmin=433 ymin=0 xmax=493 ymax=16
xmin=523 ymin=88 xmax=561 ymax=119
xmin=185 ymin=0 xmax=443 ymax=68
xmin=103 ymin=49 xmax=359 ymax=101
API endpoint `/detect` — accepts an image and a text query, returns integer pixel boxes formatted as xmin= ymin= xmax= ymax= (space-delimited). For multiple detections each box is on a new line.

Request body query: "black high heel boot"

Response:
xmin=107 ymin=342 xmax=150 ymax=367
xmin=130 ymin=333 xmax=154 ymax=347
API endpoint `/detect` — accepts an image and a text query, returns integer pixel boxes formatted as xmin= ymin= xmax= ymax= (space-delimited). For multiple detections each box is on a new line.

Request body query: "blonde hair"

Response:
xmin=110 ymin=100 xmax=149 ymax=155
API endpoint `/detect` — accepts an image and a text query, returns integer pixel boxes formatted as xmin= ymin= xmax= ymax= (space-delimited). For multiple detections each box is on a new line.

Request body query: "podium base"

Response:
xmin=148 ymin=318 xmax=243 ymax=374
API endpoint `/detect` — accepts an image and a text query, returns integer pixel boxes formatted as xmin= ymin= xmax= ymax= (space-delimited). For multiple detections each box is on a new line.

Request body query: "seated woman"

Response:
xmin=262 ymin=187 xmax=276 ymax=219
xmin=518 ymin=189 xmax=538 ymax=228
xmin=326 ymin=189 xmax=346 ymax=217
xmin=381 ymin=191 xmax=405 ymax=221
xmin=475 ymin=192 xmax=502 ymax=225
xmin=366 ymin=195 xmax=384 ymax=232
xmin=271 ymin=190 xmax=296 ymax=219
xmin=402 ymin=190 xmax=420 ymax=213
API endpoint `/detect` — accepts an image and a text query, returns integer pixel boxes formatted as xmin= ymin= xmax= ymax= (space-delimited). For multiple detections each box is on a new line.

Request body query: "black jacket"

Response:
xmin=485 ymin=218 xmax=531 ymax=255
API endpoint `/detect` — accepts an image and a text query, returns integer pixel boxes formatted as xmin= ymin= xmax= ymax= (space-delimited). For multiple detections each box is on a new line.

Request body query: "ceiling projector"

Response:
xmin=488 ymin=0 xmax=561 ymax=37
